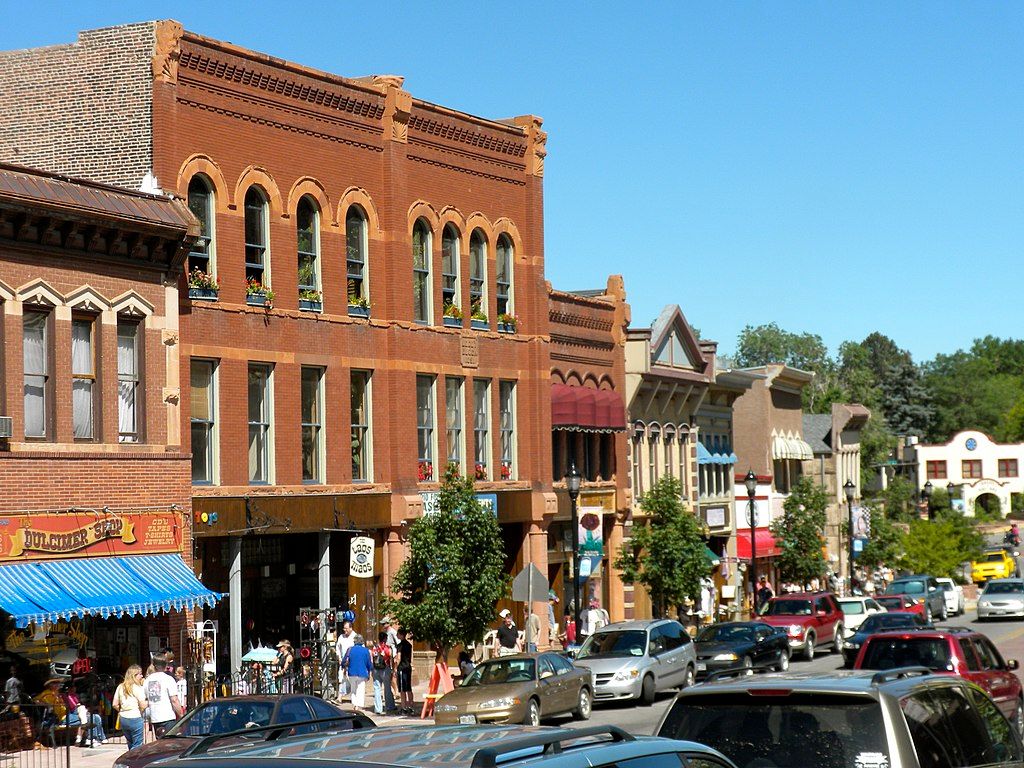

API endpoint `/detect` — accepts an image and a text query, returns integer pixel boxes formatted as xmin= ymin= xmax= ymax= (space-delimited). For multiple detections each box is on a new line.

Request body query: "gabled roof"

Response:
xmin=803 ymin=413 xmax=834 ymax=455
xmin=649 ymin=304 xmax=708 ymax=375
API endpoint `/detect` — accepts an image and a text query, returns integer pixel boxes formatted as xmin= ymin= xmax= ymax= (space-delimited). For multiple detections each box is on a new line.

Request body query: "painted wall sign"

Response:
xmin=349 ymin=536 xmax=376 ymax=578
xmin=0 ymin=512 xmax=182 ymax=561
xmin=420 ymin=492 xmax=498 ymax=517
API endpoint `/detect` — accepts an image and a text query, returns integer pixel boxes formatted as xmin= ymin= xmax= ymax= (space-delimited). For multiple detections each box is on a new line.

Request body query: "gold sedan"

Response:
xmin=433 ymin=652 xmax=593 ymax=726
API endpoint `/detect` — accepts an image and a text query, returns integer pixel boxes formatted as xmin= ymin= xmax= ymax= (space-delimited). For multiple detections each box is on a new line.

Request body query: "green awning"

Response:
xmin=703 ymin=546 xmax=721 ymax=569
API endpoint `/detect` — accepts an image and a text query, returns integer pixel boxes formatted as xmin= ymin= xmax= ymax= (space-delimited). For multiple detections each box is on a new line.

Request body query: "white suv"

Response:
xmin=936 ymin=577 xmax=966 ymax=617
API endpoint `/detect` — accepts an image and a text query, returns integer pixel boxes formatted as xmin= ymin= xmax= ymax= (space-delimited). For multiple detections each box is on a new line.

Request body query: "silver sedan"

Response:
xmin=977 ymin=578 xmax=1024 ymax=620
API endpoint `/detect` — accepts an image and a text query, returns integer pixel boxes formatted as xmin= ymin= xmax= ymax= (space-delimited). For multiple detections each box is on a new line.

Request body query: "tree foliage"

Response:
xmin=615 ymin=476 xmax=708 ymax=618
xmin=770 ymin=478 xmax=828 ymax=585
xmin=857 ymin=505 xmax=906 ymax=571
xmin=383 ymin=466 xmax=508 ymax=657
xmin=734 ymin=323 xmax=837 ymax=412
xmin=898 ymin=512 xmax=983 ymax=578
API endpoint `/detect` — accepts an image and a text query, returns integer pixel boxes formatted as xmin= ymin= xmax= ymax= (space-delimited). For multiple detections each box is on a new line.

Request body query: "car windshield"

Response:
xmin=838 ymin=600 xmax=864 ymax=616
xmin=660 ymin=692 xmax=890 ymax=768
xmin=859 ymin=637 xmax=953 ymax=672
xmin=887 ymin=580 xmax=925 ymax=595
xmin=984 ymin=582 xmax=1024 ymax=594
xmin=938 ymin=581 xmax=954 ymax=592
xmin=986 ymin=552 xmax=1007 ymax=562
xmin=577 ymin=630 xmax=647 ymax=658
xmin=461 ymin=658 xmax=536 ymax=686
xmin=697 ymin=625 xmax=755 ymax=643
xmin=168 ymin=700 xmax=275 ymax=737
xmin=859 ymin=614 xmax=920 ymax=633
xmin=761 ymin=599 xmax=812 ymax=616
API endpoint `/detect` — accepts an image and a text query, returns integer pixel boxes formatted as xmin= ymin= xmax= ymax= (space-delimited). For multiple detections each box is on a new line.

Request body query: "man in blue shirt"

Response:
xmin=342 ymin=635 xmax=374 ymax=711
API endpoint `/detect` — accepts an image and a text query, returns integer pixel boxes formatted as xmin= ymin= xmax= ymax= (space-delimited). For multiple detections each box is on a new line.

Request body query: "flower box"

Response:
xmin=417 ymin=460 xmax=434 ymax=482
xmin=247 ymin=293 xmax=269 ymax=307
xmin=349 ymin=304 xmax=370 ymax=319
xmin=498 ymin=322 xmax=515 ymax=334
xmin=188 ymin=287 xmax=219 ymax=301
xmin=299 ymin=299 xmax=322 ymax=312
xmin=471 ymin=319 xmax=489 ymax=331
xmin=443 ymin=316 xmax=462 ymax=328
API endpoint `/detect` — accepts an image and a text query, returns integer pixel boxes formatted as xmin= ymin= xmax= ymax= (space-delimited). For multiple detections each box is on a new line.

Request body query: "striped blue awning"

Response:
xmin=0 ymin=554 xmax=223 ymax=628
xmin=697 ymin=442 xmax=715 ymax=465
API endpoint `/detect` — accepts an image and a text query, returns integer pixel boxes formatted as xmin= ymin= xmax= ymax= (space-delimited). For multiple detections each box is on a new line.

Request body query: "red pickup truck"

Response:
xmin=757 ymin=591 xmax=845 ymax=661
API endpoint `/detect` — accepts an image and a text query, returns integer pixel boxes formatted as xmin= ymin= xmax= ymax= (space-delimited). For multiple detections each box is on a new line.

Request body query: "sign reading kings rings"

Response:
xmin=349 ymin=536 xmax=375 ymax=578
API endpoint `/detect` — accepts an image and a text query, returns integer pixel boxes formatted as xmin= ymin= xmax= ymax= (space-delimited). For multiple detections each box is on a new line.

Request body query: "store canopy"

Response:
xmin=551 ymin=384 xmax=626 ymax=432
xmin=771 ymin=434 xmax=814 ymax=461
xmin=0 ymin=554 xmax=223 ymax=628
xmin=736 ymin=528 xmax=781 ymax=560
xmin=697 ymin=442 xmax=738 ymax=465
xmin=703 ymin=546 xmax=721 ymax=568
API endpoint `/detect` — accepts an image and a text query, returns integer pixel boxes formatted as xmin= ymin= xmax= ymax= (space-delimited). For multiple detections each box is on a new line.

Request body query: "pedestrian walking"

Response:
xmin=493 ymin=609 xmax=521 ymax=656
xmin=755 ymin=576 xmax=774 ymax=610
xmin=145 ymin=653 xmax=183 ymax=737
xmin=395 ymin=628 xmax=414 ymax=714
xmin=274 ymin=640 xmax=294 ymax=693
xmin=174 ymin=666 xmax=188 ymax=707
xmin=523 ymin=607 xmax=541 ymax=652
xmin=334 ymin=621 xmax=355 ymax=701
xmin=113 ymin=665 xmax=148 ymax=750
xmin=558 ymin=611 xmax=576 ymax=649
xmin=343 ymin=635 xmax=373 ymax=711
xmin=370 ymin=632 xmax=394 ymax=715
xmin=547 ymin=591 xmax=559 ymax=644
xmin=4 ymin=665 xmax=23 ymax=705
xmin=381 ymin=618 xmax=399 ymax=712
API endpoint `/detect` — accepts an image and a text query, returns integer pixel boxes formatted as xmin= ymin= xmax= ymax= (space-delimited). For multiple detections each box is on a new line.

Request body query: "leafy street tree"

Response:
xmin=734 ymin=322 xmax=837 ymax=412
xmin=382 ymin=466 xmax=508 ymax=660
xmin=880 ymin=476 xmax=919 ymax=522
xmin=856 ymin=506 xmax=906 ymax=572
xmin=880 ymin=357 xmax=932 ymax=437
xmin=899 ymin=513 xmax=983 ymax=579
xmin=616 ymin=476 xmax=708 ymax=619
xmin=770 ymin=478 xmax=828 ymax=585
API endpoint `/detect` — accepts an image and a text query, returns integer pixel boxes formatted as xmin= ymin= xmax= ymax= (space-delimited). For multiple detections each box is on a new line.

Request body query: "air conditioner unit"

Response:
xmin=0 ymin=417 xmax=11 ymax=439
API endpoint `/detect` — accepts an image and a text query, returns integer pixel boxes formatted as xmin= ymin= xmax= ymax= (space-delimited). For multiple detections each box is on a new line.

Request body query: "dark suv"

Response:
xmin=885 ymin=575 xmax=947 ymax=622
xmin=757 ymin=591 xmax=844 ymax=660
xmin=855 ymin=626 xmax=1024 ymax=731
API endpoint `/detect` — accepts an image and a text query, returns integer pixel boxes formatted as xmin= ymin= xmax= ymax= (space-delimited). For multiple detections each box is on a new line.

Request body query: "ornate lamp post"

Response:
xmin=744 ymin=470 xmax=758 ymax=613
xmin=565 ymin=463 xmax=583 ymax=639
xmin=947 ymin=482 xmax=956 ymax=509
xmin=844 ymin=479 xmax=856 ymax=594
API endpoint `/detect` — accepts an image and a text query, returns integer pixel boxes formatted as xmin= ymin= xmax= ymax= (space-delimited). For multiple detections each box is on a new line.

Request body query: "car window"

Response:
xmin=754 ymin=627 xmax=772 ymax=642
xmin=763 ymin=599 xmax=812 ymax=615
xmin=548 ymin=654 xmax=574 ymax=675
xmin=839 ymin=600 xmax=865 ymax=616
xmin=169 ymin=700 xmax=275 ymax=736
xmin=463 ymin=658 xmax=536 ymax=685
xmin=307 ymin=697 xmax=344 ymax=723
xmin=860 ymin=637 xmax=953 ymax=672
xmin=968 ymin=686 xmax=1024 ymax=764
xmin=984 ymin=582 xmax=1024 ymax=594
xmin=649 ymin=625 xmax=668 ymax=654
xmin=901 ymin=690 xmax=969 ymax=768
xmin=659 ymin=622 xmax=690 ymax=650
xmin=973 ymin=637 xmax=1004 ymax=671
xmin=867 ymin=600 xmax=883 ymax=610
xmin=577 ymin=630 xmax=647 ymax=659
xmin=596 ymin=754 xmax=685 ymax=768
xmin=538 ymin=656 xmax=556 ymax=679
xmin=275 ymin=698 xmax=316 ymax=736
xmin=959 ymin=639 xmax=982 ymax=671
xmin=889 ymin=580 xmax=926 ymax=595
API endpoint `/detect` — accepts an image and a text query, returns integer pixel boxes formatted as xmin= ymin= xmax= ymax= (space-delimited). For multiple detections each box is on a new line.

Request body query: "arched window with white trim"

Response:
xmin=441 ymin=224 xmax=461 ymax=314
xmin=346 ymin=206 xmax=368 ymax=305
xmin=412 ymin=220 xmax=432 ymax=323
xmin=470 ymin=230 xmax=487 ymax=319
xmin=296 ymin=196 xmax=321 ymax=305
xmin=187 ymin=175 xmax=215 ymax=279
xmin=244 ymin=187 xmax=270 ymax=290
xmin=496 ymin=234 xmax=513 ymax=321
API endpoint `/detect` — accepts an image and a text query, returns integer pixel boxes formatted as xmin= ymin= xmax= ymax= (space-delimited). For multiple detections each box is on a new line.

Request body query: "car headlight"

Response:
xmin=613 ymin=668 xmax=641 ymax=681
xmin=788 ymin=624 xmax=804 ymax=636
xmin=114 ymin=763 xmax=130 ymax=768
xmin=712 ymin=653 xmax=739 ymax=662
xmin=844 ymin=641 xmax=860 ymax=650
xmin=478 ymin=697 xmax=519 ymax=709
xmin=434 ymin=704 xmax=458 ymax=713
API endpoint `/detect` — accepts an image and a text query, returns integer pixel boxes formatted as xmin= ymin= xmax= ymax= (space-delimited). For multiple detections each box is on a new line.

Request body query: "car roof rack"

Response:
xmin=933 ymin=626 xmax=973 ymax=634
xmin=469 ymin=726 xmax=634 ymax=768
xmin=871 ymin=667 xmax=931 ymax=686
xmin=180 ymin=714 xmax=374 ymax=758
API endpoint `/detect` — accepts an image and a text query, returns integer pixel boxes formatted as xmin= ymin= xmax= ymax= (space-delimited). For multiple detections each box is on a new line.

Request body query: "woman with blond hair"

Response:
xmin=112 ymin=665 xmax=148 ymax=750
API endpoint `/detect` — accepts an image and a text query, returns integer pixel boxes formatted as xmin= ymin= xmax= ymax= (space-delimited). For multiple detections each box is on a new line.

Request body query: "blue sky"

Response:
xmin=4 ymin=2 xmax=1022 ymax=362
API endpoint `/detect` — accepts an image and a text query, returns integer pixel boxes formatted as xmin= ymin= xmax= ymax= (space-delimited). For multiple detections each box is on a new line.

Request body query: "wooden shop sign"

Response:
xmin=0 ymin=511 xmax=182 ymax=561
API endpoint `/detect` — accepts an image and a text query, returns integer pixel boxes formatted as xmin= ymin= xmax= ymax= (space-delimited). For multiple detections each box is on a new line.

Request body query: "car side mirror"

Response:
xmin=540 ymin=670 xmax=554 ymax=680
xmin=1009 ymin=660 xmax=1020 ymax=671
xmin=566 ymin=649 xmax=577 ymax=659
xmin=817 ymin=609 xmax=827 ymax=616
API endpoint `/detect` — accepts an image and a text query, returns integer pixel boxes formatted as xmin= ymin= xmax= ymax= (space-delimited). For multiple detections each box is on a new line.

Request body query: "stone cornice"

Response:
xmin=548 ymin=310 xmax=614 ymax=333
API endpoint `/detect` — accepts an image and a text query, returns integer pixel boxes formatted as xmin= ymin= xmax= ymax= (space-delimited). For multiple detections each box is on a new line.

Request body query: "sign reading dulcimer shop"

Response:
xmin=0 ymin=511 xmax=183 ymax=562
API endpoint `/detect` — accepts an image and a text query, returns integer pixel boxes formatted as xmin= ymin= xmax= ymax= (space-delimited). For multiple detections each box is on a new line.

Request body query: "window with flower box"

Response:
xmin=474 ymin=379 xmax=491 ymax=480
xmin=499 ymin=381 xmax=516 ymax=480
xmin=416 ymin=374 xmax=436 ymax=481
xmin=346 ymin=207 xmax=368 ymax=307
xmin=496 ymin=234 xmax=514 ymax=321
xmin=446 ymin=377 xmax=465 ymax=473
xmin=187 ymin=175 xmax=215 ymax=273
xmin=470 ymin=230 xmax=487 ymax=318
xmin=441 ymin=224 xmax=460 ymax=316
xmin=296 ymin=197 xmax=321 ymax=307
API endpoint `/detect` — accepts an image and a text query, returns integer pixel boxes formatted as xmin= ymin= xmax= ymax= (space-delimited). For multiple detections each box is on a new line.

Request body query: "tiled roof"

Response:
xmin=802 ymin=413 xmax=834 ymax=455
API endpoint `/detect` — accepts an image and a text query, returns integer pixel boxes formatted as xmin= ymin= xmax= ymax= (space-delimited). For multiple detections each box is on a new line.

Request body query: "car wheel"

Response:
xmin=741 ymin=655 xmax=753 ymax=672
xmin=924 ymin=605 xmax=932 ymax=623
xmin=777 ymin=649 xmax=790 ymax=672
xmin=682 ymin=664 xmax=695 ymax=689
xmin=804 ymin=635 xmax=815 ymax=661
xmin=572 ymin=687 xmax=592 ymax=721
xmin=940 ymin=602 xmax=948 ymax=621
xmin=523 ymin=698 xmax=540 ymax=726
xmin=639 ymin=674 xmax=656 ymax=706
xmin=832 ymin=625 xmax=844 ymax=654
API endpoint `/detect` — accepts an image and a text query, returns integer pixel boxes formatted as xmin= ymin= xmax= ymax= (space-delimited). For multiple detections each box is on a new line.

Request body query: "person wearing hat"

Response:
xmin=145 ymin=653 xmax=183 ymax=737
xmin=493 ymin=609 xmax=521 ymax=657
xmin=547 ymin=591 xmax=559 ymax=644
xmin=342 ymin=635 xmax=373 ymax=711
xmin=274 ymin=641 xmax=294 ymax=693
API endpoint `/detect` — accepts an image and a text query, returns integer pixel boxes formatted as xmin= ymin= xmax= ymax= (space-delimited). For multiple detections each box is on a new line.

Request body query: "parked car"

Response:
xmin=884 ymin=574 xmax=947 ymax=621
xmin=433 ymin=652 xmax=591 ymax=726
xmin=756 ymin=591 xmax=844 ymax=660
xmin=972 ymin=549 xmax=1018 ymax=584
xmin=656 ymin=667 xmax=1023 ymax=768
xmin=693 ymin=621 xmax=790 ymax=679
xmin=854 ymin=626 xmax=1024 ymax=729
xmin=842 ymin=612 xmax=930 ymax=667
xmin=163 ymin=724 xmax=739 ymax=768
xmin=977 ymin=578 xmax=1024 ymax=620
xmin=113 ymin=695 xmax=371 ymax=768
xmin=876 ymin=593 xmax=927 ymax=618
xmin=837 ymin=596 xmax=886 ymax=636
xmin=571 ymin=619 xmax=696 ymax=705
xmin=936 ymin=577 xmax=966 ymax=617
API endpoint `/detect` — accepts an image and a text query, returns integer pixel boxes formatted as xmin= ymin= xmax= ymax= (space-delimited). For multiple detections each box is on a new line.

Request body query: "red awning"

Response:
xmin=551 ymin=384 xmax=626 ymax=432
xmin=736 ymin=528 xmax=781 ymax=560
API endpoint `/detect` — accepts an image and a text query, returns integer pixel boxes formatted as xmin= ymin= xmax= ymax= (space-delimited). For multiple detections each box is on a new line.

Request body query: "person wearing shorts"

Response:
xmin=395 ymin=629 xmax=413 ymax=714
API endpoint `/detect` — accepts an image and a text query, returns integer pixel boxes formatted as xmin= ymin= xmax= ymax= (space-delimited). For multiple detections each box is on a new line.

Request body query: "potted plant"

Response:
xmin=349 ymin=295 xmax=370 ymax=318
xmin=246 ymin=278 xmax=275 ymax=308
xmin=188 ymin=268 xmax=219 ymax=300
xmin=497 ymin=312 xmax=518 ymax=334
xmin=443 ymin=303 xmax=463 ymax=328
xmin=500 ymin=461 xmax=513 ymax=480
xmin=470 ymin=301 xmax=489 ymax=330
xmin=417 ymin=460 xmax=434 ymax=482
xmin=474 ymin=462 xmax=488 ymax=481
xmin=299 ymin=288 xmax=322 ymax=312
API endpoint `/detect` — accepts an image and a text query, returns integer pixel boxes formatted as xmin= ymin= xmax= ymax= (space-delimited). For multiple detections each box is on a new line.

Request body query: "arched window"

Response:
xmin=496 ymin=234 xmax=513 ymax=320
xmin=187 ymin=175 xmax=215 ymax=277
xmin=296 ymin=196 xmax=320 ymax=304
xmin=346 ymin=206 xmax=368 ymax=304
xmin=470 ymin=230 xmax=487 ymax=319
xmin=412 ymin=220 xmax=432 ymax=323
xmin=244 ymin=187 xmax=269 ymax=288
xmin=441 ymin=224 xmax=460 ymax=313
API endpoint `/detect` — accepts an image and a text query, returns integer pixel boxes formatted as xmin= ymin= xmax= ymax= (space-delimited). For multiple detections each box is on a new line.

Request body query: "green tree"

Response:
xmin=770 ymin=478 xmax=828 ymax=585
xmin=898 ymin=513 xmax=983 ymax=579
xmin=880 ymin=476 xmax=918 ymax=522
xmin=857 ymin=505 xmax=905 ymax=571
xmin=733 ymin=322 xmax=837 ymax=412
xmin=382 ymin=466 xmax=508 ymax=659
xmin=616 ymin=476 xmax=708 ymax=619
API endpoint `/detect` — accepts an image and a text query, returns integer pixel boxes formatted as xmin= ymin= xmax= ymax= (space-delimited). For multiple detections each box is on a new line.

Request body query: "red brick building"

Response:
xmin=0 ymin=162 xmax=218 ymax=677
xmin=0 ymin=21 xmax=556 ymax=670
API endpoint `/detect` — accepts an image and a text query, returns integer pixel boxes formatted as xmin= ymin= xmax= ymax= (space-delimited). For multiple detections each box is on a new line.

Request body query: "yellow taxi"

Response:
xmin=971 ymin=548 xmax=1017 ymax=584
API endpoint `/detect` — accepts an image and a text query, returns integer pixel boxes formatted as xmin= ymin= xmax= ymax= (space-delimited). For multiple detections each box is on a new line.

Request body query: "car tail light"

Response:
xmin=748 ymin=689 xmax=793 ymax=697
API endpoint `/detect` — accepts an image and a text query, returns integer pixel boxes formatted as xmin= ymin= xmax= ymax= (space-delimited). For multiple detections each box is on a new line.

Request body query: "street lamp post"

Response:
xmin=744 ymin=470 xmax=758 ymax=615
xmin=844 ymin=479 xmax=856 ymax=595
xmin=565 ymin=463 xmax=583 ymax=640
xmin=947 ymin=482 xmax=955 ymax=509
xmin=922 ymin=480 xmax=934 ymax=521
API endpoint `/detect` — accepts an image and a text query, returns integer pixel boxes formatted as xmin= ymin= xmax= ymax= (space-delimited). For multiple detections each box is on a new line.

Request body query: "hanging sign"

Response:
xmin=349 ymin=536 xmax=375 ymax=578
xmin=0 ymin=512 xmax=182 ymax=561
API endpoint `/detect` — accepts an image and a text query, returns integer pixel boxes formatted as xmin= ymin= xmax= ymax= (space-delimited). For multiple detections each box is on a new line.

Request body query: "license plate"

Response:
xmin=459 ymin=715 xmax=477 ymax=724
xmin=696 ymin=662 xmax=707 ymax=672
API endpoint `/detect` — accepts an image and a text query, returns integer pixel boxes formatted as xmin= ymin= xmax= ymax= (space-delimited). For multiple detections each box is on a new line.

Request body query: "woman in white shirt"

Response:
xmin=113 ymin=665 xmax=148 ymax=750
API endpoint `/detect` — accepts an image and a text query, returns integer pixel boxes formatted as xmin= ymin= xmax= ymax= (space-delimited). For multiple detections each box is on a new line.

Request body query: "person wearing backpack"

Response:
xmin=370 ymin=632 xmax=394 ymax=715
